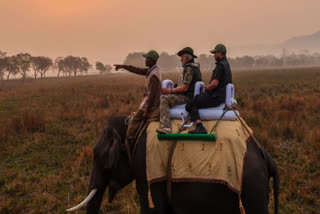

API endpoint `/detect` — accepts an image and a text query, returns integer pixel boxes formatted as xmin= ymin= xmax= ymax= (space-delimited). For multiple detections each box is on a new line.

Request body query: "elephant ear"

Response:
xmin=106 ymin=128 xmax=121 ymax=169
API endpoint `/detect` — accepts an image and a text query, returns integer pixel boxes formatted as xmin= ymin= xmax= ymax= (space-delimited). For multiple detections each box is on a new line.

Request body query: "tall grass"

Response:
xmin=0 ymin=67 xmax=319 ymax=213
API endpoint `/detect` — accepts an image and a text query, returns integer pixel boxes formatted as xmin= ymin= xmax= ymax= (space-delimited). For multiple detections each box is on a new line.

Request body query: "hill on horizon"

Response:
xmin=230 ymin=30 xmax=320 ymax=57
xmin=280 ymin=30 xmax=320 ymax=51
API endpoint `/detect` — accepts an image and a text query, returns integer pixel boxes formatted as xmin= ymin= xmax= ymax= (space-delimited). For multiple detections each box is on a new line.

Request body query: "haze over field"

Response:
xmin=1 ymin=1 xmax=320 ymax=213
xmin=1 ymin=0 xmax=320 ymax=63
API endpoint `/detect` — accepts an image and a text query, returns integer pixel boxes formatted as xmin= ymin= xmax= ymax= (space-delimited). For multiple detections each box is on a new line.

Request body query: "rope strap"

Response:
xmin=209 ymin=108 xmax=228 ymax=134
xmin=229 ymin=107 xmax=261 ymax=148
xmin=239 ymin=196 xmax=246 ymax=214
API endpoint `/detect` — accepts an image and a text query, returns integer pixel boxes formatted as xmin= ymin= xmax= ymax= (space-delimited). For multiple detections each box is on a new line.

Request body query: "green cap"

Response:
xmin=210 ymin=44 xmax=227 ymax=54
xmin=143 ymin=50 xmax=159 ymax=62
xmin=177 ymin=47 xmax=197 ymax=58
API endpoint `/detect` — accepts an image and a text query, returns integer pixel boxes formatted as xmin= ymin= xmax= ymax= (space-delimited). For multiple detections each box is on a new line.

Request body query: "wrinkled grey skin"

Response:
xmin=86 ymin=115 xmax=279 ymax=214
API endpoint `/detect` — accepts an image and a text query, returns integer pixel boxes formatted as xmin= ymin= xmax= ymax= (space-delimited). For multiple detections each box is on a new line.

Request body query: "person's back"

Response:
xmin=207 ymin=56 xmax=232 ymax=100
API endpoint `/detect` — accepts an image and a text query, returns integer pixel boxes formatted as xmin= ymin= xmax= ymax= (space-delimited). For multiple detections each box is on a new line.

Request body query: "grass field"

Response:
xmin=0 ymin=67 xmax=320 ymax=214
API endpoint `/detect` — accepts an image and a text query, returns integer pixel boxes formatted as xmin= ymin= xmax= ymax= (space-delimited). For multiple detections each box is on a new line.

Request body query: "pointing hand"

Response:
xmin=114 ymin=64 xmax=125 ymax=71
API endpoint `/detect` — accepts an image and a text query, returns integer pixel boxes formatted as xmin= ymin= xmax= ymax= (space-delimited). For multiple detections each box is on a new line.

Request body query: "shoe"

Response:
xmin=188 ymin=124 xmax=207 ymax=134
xmin=156 ymin=128 xmax=172 ymax=134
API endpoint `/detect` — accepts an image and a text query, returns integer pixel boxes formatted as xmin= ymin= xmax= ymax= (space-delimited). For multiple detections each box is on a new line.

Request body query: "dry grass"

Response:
xmin=0 ymin=67 xmax=320 ymax=213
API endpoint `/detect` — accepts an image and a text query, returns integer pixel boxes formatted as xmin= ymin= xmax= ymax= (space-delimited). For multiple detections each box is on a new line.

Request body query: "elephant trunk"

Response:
xmin=67 ymin=158 xmax=111 ymax=213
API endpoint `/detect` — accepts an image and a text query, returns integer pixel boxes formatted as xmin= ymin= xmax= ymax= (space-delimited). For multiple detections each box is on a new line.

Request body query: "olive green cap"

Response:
xmin=143 ymin=50 xmax=159 ymax=62
xmin=210 ymin=44 xmax=227 ymax=54
xmin=177 ymin=47 xmax=197 ymax=58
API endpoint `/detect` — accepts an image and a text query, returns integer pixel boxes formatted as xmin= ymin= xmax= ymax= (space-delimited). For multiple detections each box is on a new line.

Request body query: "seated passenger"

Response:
xmin=186 ymin=44 xmax=232 ymax=134
xmin=156 ymin=47 xmax=202 ymax=134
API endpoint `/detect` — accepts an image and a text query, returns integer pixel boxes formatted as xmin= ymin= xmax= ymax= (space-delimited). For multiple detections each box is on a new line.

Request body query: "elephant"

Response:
xmin=67 ymin=115 xmax=279 ymax=214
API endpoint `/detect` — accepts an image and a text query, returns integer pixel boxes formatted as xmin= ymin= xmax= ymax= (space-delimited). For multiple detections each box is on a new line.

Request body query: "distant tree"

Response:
xmin=124 ymin=52 xmax=145 ymax=67
xmin=16 ymin=53 xmax=32 ymax=79
xmin=96 ymin=62 xmax=105 ymax=73
xmin=0 ymin=51 xmax=6 ymax=57
xmin=54 ymin=56 xmax=91 ymax=77
xmin=233 ymin=56 xmax=255 ymax=68
xmin=54 ymin=57 xmax=67 ymax=77
xmin=313 ymin=53 xmax=320 ymax=65
xmin=31 ymin=56 xmax=53 ymax=79
xmin=265 ymin=55 xmax=283 ymax=67
xmin=283 ymin=54 xmax=299 ymax=67
xmin=228 ymin=58 xmax=237 ymax=67
xmin=299 ymin=54 xmax=314 ymax=66
xmin=0 ymin=53 xmax=6 ymax=81
xmin=96 ymin=62 xmax=112 ymax=74
xmin=0 ymin=57 xmax=6 ymax=81
xmin=197 ymin=54 xmax=214 ymax=71
xmin=105 ymin=64 xmax=112 ymax=73
xmin=158 ymin=52 xmax=180 ymax=72
xmin=5 ymin=56 xmax=19 ymax=80
xmin=242 ymin=56 xmax=255 ymax=68
xmin=79 ymin=57 xmax=92 ymax=76
xmin=254 ymin=56 xmax=269 ymax=67
xmin=63 ymin=56 xmax=80 ymax=77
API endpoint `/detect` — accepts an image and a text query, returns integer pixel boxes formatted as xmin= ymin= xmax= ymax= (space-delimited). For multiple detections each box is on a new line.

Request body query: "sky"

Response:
xmin=1 ymin=0 xmax=320 ymax=64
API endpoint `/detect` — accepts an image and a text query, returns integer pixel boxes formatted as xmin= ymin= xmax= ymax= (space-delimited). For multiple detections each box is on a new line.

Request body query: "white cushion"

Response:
xmin=169 ymin=104 xmax=239 ymax=121
xmin=161 ymin=80 xmax=239 ymax=121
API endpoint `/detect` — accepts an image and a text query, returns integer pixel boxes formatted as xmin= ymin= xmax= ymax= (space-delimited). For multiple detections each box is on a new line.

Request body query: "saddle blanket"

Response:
xmin=146 ymin=118 xmax=252 ymax=193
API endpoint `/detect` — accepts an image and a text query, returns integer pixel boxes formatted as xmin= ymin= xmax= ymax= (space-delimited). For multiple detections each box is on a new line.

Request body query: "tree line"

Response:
xmin=1 ymin=50 xmax=320 ymax=81
xmin=0 ymin=51 xmax=112 ymax=81
xmin=124 ymin=51 xmax=320 ymax=71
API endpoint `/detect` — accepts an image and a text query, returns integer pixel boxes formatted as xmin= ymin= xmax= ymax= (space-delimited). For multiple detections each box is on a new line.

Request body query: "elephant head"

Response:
xmin=67 ymin=116 xmax=133 ymax=213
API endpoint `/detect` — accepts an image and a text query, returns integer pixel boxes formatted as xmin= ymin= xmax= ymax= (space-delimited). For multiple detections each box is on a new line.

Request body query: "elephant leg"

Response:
xmin=151 ymin=182 xmax=175 ymax=214
xmin=134 ymin=135 xmax=175 ymax=214
xmin=241 ymin=171 xmax=269 ymax=214
xmin=135 ymin=172 xmax=174 ymax=214
xmin=134 ymin=135 xmax=157 ymax=214
xmin=138 ymin=194 xmax=155 ymax=214
xmin=241 ymin=139 xmax=270 ymax=214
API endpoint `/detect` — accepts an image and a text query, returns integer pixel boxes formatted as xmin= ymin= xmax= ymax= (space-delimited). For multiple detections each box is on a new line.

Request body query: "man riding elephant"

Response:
xmin=186 ymin=44 xmax=232 ymax=134
xmin=156 ymin=47 xmax=202 ymax=134
xmin=114 ymin=50 xmax=162 ymax=144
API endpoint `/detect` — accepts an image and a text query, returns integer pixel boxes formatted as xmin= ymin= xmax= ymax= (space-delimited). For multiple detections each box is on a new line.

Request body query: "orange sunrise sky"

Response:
xmin=1 ymin=0 xmax=320 ymax=63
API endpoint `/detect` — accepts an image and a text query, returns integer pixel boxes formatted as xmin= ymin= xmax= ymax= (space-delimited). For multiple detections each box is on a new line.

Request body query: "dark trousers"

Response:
xmin=185 ymin=94 xmax=225 ymax=122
